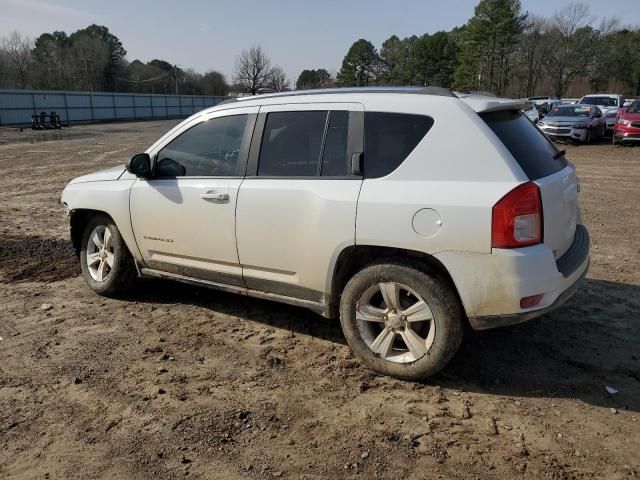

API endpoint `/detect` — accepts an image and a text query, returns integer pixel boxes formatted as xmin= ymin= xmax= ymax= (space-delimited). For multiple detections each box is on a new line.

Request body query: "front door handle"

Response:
xmin=200 ymin=191 xmax=229 ymax=203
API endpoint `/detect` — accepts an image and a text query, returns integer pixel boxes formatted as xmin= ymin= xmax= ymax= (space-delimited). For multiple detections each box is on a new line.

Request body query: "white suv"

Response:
xmin=61 ymin=87 xmax=590 ymax=380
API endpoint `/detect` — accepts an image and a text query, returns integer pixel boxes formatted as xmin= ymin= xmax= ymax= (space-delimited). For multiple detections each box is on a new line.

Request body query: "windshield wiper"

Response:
xmin=553 ymin=149 xmax=566 ymax=160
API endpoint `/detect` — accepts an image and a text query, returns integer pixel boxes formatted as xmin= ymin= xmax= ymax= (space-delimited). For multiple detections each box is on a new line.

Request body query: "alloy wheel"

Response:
xmin=86 ymin=225 xmax=114 ymax=282
xmin=356 ymin=282 xmax=436 ymax=363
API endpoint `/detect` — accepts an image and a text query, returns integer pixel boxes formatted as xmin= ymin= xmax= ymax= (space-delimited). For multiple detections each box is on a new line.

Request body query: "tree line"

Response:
xmin=305 ymin=1 xmax=640 ymax=98
xmin=0 ymin=26 xmax=290 ymax=96
xmin=2 ymin=1 xmax=639 ymax=98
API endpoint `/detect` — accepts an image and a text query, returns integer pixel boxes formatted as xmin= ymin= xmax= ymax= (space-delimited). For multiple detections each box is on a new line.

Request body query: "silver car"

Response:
xmin=537 ymin=104 xmax=606 ymax=143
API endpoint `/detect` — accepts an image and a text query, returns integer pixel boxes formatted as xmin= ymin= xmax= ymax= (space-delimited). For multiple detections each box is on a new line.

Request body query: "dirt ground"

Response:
xmin=0 ymin=120 xmax=639 ymax=480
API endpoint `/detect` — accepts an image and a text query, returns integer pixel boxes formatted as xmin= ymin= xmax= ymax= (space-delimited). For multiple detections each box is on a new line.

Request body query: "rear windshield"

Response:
xmin=481 ymin=110 xmax=567 ymax=180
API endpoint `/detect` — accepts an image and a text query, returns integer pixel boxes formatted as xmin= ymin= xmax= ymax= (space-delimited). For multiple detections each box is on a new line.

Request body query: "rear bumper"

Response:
xmin=435 ymin=225 xmax=590 ymax=330
xmin=468 ymin=258 xmax=589 ymax=330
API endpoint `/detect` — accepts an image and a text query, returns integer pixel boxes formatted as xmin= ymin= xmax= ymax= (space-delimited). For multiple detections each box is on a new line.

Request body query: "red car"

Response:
xmin=613 ymin=100 xmax=640 ymax=145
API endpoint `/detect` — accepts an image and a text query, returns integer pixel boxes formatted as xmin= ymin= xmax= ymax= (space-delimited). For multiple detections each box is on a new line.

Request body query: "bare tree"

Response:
xmin=68 ymin=33 xmax=109 ymax=91
xmin=268 ymin=65 xmax=290 ymax=92
xmin=0 ymin=50 xmax=8 ymax=88
xmin=1 ymin=31 xmax=33 ymax=87
xmin=544 ymin=3 xmax=596 ymax=97
xmin=517 ymin=15 xmax=550 ymax=97
xmin=233 ymin=46 xmax=272 ymax=95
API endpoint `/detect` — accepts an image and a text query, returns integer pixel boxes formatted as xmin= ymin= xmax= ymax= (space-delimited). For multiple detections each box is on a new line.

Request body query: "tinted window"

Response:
xmin=258 ymin=111 xmax=327 ymax=176
xmin=321 ymin=111 xmax=349 ymax=176
xmin=579 ymin=96 xmax=618 ymax=107
xmin=157 ymin=115 xmax=247 ymax=176
xmin=364 ymin=112 xmax=434 ymax=178
xmin=482 ymin=110 xmax=567 ymax=180
xmin=547 ymin=106 xmax=593 ymax=117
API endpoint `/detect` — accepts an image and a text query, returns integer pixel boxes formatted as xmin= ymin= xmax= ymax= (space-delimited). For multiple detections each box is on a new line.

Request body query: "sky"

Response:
xmin=1 ymin=0 xmax=639 ymax=83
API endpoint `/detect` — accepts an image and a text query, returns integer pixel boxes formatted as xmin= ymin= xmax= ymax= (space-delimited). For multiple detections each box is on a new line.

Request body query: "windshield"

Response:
xmin=628 ymin=101 xmax=640 ymax=114
xmin=579 ymin=96 xmax=618 ymax=107
xmin=547 ymin=106 xmax=592 ymax=118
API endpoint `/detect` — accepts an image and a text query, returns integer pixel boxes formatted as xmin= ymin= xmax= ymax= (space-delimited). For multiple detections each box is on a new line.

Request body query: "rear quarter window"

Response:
xmin=481 ymin=110 xmax=567 ymax=180
xmin=364 ymin=112 xmax=434 ymax=178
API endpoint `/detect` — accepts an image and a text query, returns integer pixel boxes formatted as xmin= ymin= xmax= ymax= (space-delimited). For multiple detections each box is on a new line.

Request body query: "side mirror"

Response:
xmin=156 ymin=157 xmax=186 ymax=177
xmin=595 ymin=111 xmax=602 ymax=118
xmin=126 ymin=153 xmax=151 ymax=178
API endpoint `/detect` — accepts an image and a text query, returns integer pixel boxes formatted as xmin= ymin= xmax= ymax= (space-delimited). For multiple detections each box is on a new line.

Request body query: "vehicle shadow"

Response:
xmin=130 ymin=279 xmax=347 ymax=345
xmin=129 ymin=277 xmax=640 ymax=412
xmin=440 ymin=278 xmax=640 ymax=412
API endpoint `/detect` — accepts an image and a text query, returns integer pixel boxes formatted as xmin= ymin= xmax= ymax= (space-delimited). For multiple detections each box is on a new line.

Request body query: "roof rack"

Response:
xmin=229 ymin=86 xmax=456 ymax=102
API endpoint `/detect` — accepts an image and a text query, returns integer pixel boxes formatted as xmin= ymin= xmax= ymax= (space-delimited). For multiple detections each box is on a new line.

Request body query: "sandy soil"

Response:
xmin=1 ymin=121 xmax=639 ymax=479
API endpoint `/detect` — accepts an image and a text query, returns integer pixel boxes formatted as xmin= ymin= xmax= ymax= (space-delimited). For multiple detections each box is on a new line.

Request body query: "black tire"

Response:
xmin=339 ymin=261 xmax=464 ymax=380
xmin=585 ymin=129 xmax=592 ymax=144
xmin=79 ymin=214 xmax=137 ymax=296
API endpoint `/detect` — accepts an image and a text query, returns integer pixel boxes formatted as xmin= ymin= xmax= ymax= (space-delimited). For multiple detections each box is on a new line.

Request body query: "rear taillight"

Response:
xmin=492 ymin=182 xmax=542 ymax=248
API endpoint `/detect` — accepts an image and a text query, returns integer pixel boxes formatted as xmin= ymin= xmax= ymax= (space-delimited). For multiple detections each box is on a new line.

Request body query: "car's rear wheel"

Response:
xmin=80 ymin=215 xmax=137 ymax=296
xmin=339 ymin=262 xmax=464 ymax=380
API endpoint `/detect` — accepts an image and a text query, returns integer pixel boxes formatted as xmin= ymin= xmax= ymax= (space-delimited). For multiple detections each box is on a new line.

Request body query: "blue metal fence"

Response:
xmin=0 ymin=89 xmax=227 ymax=127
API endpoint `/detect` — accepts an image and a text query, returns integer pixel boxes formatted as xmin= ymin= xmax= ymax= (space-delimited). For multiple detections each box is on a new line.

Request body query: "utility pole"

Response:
xmin=174 ymin=65 xmax=182 ymax=95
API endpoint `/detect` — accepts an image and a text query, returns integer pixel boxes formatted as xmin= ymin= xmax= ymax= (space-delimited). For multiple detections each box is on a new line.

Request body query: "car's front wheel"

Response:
xmin=339 ymin=262 xmax=464 ymax=380
xmin=80 ymin=214 xmax=137 ymax=296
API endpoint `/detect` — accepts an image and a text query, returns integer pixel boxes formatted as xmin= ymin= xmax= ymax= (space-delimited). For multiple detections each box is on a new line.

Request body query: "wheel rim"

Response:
xmin=356 ymin=282 xmax=436 ymax=364
xmin=86 ymin=225 xmax=114 ymax=282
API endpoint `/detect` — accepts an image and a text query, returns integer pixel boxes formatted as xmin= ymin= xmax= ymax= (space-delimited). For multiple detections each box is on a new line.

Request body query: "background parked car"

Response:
xmin=578 ymin=94 xmax=625 ymax=135
xmin=537 ymin=104 xmax=605 ymax=144
xmin=613 ymin=100 xmax=640 ymax=145
xmin=529 ymin=96 xmax=562 ymax=117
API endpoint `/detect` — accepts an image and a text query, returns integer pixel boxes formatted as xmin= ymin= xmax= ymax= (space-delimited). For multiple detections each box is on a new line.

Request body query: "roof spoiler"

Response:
xmin=460 ymin=95 xmax=530 ymax=113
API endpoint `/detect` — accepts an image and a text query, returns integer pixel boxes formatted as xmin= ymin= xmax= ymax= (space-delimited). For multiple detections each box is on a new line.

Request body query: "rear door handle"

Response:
xmin=200 ymin=191 xmax=229 ymax=203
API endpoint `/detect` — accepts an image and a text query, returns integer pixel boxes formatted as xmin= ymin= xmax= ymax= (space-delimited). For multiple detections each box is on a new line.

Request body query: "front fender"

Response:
xmin=61 ymin=180 xmax=142 ymax=262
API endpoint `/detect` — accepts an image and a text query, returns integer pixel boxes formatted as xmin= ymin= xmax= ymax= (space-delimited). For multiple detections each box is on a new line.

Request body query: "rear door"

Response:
xmin=235 ymin=102 xmax=364 ymax=301
xmin=482 ymin=110 xmax=578 ymax=258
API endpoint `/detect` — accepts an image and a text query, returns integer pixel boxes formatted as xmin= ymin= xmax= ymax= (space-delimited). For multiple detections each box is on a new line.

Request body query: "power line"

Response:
xmin=113 ymin=70 xmax=172 ymax=84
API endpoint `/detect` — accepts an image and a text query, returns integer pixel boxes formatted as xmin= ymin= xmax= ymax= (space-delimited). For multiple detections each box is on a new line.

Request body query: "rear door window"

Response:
xmin=320 ymin=111 xmax=349 ymax=176
xmin=364 ymin=112 xmax=434 ymax=178
xmin=257 ymin=110 xmax=351 ymax=177
xmin=258 ymin=111 xmax=326 ymax=176
xmin=481 ymin=110 xmax=567 ymax=180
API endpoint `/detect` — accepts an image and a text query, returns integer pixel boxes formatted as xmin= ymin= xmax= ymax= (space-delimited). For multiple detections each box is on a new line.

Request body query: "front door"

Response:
xmin=130 ymin=107 xmax=257 ymax=285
